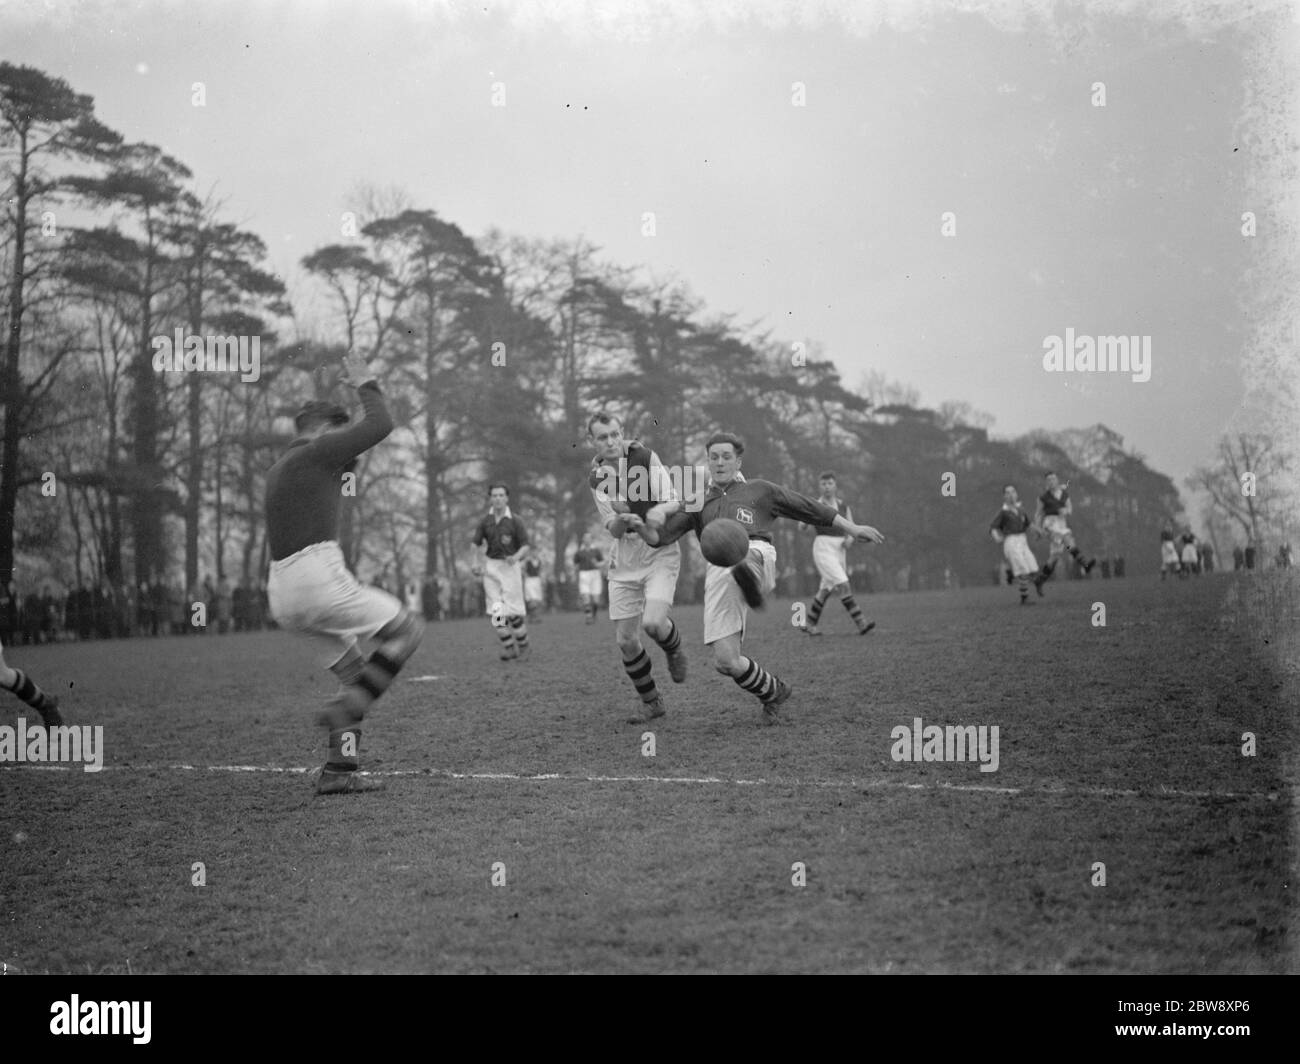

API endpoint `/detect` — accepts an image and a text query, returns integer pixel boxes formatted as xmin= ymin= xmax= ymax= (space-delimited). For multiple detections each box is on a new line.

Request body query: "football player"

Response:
xmin=1160 ymin=525 xmax=1180 ymax=580
xmin=802 ymin=472 xmax=875 ymax=636
xmin=573 ymin=533 xmax=605 ymax=624
xmin=1179 ymin=529 xmax=1199 ymax=577
xmin=587 ymin=412 xmax=687 ymax=724
xmin=1032 ymin=472 xmax=1095 ymax=589
xmin=0 ymin=639 xmax=61 ymax=726
xmin=989 ymin=485 xmax=1042 ymax=604
xmin=264 ymin=351 xmax=425 ymax=795
xmin=471 ymin=485 xmax=533 ymax=660
xmin=633 ymin=432 xmax=883 ymax=724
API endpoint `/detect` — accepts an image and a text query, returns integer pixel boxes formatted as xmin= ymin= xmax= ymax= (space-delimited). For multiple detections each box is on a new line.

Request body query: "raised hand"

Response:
xmin=341 ymin=351 xmax=376 ymax=388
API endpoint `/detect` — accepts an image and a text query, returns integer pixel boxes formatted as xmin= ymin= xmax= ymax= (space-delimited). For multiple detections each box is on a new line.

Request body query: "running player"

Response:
xmin=522 ymin=557 xmax=544 ymax=620
xmin=265 ymin=352 xmax=425 ymax=795
xmin=1179 ymin=529 xmax=1200 ymax=577
xmin=587 ymin=412 xmax=687 ymax=724
xmin=471 ymin=485 xmax=533 ymax=660
xmin=634 ymin=432 xmax=883 ymax=723
xmin=0 ymin=639 xmax=61 ymax=726
xmin=802 ymin=472 xmax=875 ymax=636
xmin=989 ymin=485 xmax=1042 ymax=604
xmin=1032 ymin=472 xmax=1095 ymax=589
xmin=1160 ymin=525 xmax=1180 ymax=580
xmin=573 ymin=534 xmax=605 ymax=624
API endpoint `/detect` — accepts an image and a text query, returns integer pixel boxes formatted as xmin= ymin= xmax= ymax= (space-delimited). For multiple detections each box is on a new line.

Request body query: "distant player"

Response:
xmin=989 ymin=485 xmax=1042 ymax=604
xmin=635 ymin=432 xmax=883 ymax=723
xmin=573 ymin=534 xmax=605 ymax=624
xmin=522 ymin=557 xmax=544 ymax=620
xmin=802 ymin=472 xmax=875 ymax=636
xmin=1160 ymin=526 xmax=1180 ymax=580
xmin=1032 ymin=472 xmax=1095 ymax=589
xmin=1179 ymin=529 xmax=1199 ymax=577
xmin=265 ymin=352 xmax=425 ymax=795
xmin=587 ymin=412 xmax=687 ymax=724
xmin=0 ymin=639 xmax=62 ymax=726
xmin=471 ymin=485 xmax=533 ymax=660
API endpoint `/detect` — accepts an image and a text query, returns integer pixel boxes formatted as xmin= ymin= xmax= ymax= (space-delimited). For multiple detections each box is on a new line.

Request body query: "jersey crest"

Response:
xmin=735 ymin=506 xmax=755 ymax=525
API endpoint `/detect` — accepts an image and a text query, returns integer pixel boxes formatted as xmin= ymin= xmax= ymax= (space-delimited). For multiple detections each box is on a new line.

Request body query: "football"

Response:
xmin=700 ymin=518 xmax=751 ymax=567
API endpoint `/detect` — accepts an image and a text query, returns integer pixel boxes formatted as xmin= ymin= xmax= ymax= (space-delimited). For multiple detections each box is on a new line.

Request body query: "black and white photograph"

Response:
xmin=1 ymin=0 xmax=1296 ymax=1002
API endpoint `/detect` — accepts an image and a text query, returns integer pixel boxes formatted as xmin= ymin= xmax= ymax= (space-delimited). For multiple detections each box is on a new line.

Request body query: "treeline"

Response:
xmin=2 ymin=63 xmax=1190 ymax=602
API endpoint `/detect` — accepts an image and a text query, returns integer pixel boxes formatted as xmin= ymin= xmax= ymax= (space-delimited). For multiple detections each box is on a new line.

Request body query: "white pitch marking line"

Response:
xmin=2 ymin=762 xmax=1283 ymax=801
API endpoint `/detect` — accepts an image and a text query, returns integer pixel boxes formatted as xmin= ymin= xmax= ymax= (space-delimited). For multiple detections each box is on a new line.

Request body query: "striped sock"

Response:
xmin=840 ymin=593 xmax=867 ymax=627
xmin=652 ymin=619 xmax=681 ymax=656
xmin=1017 ymin=575 xmax=1029 ymax=600
xmin=326 ymin=726 xmax=361 ymax=771
xmin=494 ymin=622 xmax=516 ymax=653
xmin=734 ymin=657 xmax=778 ymax=702
xmin=807 ymin=589 xmax=830 ymax=625
xmin=508 ymin=615 xmax=529 ymax=649
xmin=622 ymin=648 xmax=658 ymax=703
xmin=3 ymin=669 xmax=52 ymax=713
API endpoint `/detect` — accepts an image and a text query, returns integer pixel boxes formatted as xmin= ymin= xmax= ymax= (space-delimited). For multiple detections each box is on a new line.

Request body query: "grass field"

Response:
xmin=2 ymin=572 xmax=1295 ymax=974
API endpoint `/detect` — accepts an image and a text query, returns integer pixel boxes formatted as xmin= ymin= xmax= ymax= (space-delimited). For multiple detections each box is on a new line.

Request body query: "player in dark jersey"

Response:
xmin=803 ymin=472 xmax=875 ymax=636
xmin=471 ymin=486 xmax=532 ymax=660
xmin=587 ymin=412 xmax=687 ymax=723
xmin=1178 ymin=529 xmax=1199 ymax=577
xmin=989 ymin=485 xmax=1043 ymax=604
xmin=1032 ymin=472 xmax=1095 ymax=588
xmin=265 ymin=351 xmax=425 ymax=795
xmin=632 ymin=432 xmax=883 ymax=723
xmin=573 ymin=534 xmax=605 ymax=623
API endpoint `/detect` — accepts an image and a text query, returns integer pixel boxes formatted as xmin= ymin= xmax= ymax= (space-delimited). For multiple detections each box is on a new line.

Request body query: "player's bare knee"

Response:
xmin=711 ymin=649 xmax=743 ymax=676
xmin=641 ymin=619 xmax=668 ymax=643
xmin=616 ymin=631 xmax=642 ymax=656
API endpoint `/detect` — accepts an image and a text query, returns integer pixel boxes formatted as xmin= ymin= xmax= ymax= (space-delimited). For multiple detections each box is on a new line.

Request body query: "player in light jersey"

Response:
xmin=1160 ymin=526 xmax=1180 ymax=580
xmin=802 ymin=472 xmax=875 ymax=636
xmin=989 ymin=485 xmax=1042 ymax=604
xmin=1032 ymin=472 xmax=1095 ymax=589
xmin=634 ymin=432 xmax=883 ymax=723
xmin=265 ymin=351 xmax=425 ymax=795
xmin=587 ymin=412 xmax=687 ymax=724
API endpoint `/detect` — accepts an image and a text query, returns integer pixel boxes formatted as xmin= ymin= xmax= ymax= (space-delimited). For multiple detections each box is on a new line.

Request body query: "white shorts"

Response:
xmin=483 ymin=557 xmax=526 ymax=618
xmin=1161 ymin=542 xmax=1180 ymax=566
xmin=704 ymin=539 xmax=777 ymax=644
xmin=523 ymin=576 xmax=543 ymax=602
xmin=1180 ymin=544 xmax=1198 ymax=565
xmin=1043 ymin=514 xmax=1073 ymax=552
xmin=267 ymin=541 xmax=402 ymax=667
xmin=578 ymin=569 xmax=603 ymax=599
xmin=607 ymin=536 xmax=681 ymax=621
xmin=813 ymin=535 xmax=849 ymax=590
xmin=1002 ymin=534 xmax=1037 ymax=576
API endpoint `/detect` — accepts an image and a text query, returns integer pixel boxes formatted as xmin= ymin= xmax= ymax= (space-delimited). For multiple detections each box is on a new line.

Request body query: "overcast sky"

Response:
xmin=4 ymin=0 xmax=1296 ymax=497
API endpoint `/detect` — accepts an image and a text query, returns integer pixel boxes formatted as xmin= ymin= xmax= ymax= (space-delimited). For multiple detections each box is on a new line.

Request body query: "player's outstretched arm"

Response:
xmin=633 ymin=510 xmax=696 ymax=548
xmin=833 ymin=515 xmax=884 ymax=544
